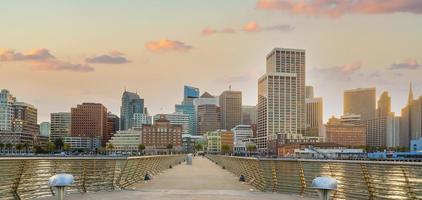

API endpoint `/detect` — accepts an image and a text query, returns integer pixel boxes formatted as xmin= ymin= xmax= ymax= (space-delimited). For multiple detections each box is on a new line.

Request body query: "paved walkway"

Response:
xmin=44 ymin=157 xmax=314 ymax=200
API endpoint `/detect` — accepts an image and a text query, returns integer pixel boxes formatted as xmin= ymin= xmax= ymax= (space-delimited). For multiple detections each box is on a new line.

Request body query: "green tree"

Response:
xmin=46 ymin=142 xmax=56 ymax=153
xmin=138 ymin=144 xmax=146 ymax=155
xmin=221 ymin=144 xmax=231 ymax=155
xmin=5 ymin=143 xmax=13 ymax=154
xmin=15 ymin=144 xmax=23 ymax=154
xmin=166 ymin=144 xmax=173 ymax=155
xmin=54 ymin=138 xmax=64 ymax=151
xmin=23 ymin=143 xmax=29 ymax=153
xmin=195 ymin=143 xmax=203 ymax=152
xmin=63 ymin=143 xmax=71 ymax=152
xmin=106 ymin=143 xmax=114 ymax=154
xmin=246 ymin=144 xmax=257 ymax=156
xmin=0 ymin=143 xmax=4 ymax=153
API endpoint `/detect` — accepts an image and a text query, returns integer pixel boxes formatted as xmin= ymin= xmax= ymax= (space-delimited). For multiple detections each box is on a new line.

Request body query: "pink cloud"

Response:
xmin=256 ymin=0 xmax=422 ymax=18
xmin=201 ymin=27 xmax=218 ymax=36
xmin=341 ymin=62 xmax=362 ymax=74
xmin=0 ymin=48 xmax=93 ymax=72
xmin=145 ymin=39 xmax=192 ymax=53
xmin=243 ymin=21 xmax=261 ymax=32
xmin=390 ymin=59 xmax=421 ymax=70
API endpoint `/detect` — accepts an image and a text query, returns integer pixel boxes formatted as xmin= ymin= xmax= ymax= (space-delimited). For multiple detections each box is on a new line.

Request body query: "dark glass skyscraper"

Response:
xmin=120 ymin=91 xmax=144 ymax=130
xmin=184 ymin=85 xmax=199 ymax=99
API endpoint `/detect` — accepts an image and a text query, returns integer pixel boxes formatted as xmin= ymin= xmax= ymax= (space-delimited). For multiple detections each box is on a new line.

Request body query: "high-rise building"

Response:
xmin=107 ymin=112 xmax=120 ymax=139
xmin=0 ymin=90 xmax=16 ymax=131
xmin=344 ymin=88 xmax=376 ymax=121
xmin=154 ymin=112 xmax=190 ymax=135
xmin=377 ymin=91 xmax=391 ymax=117
xmin=400 ymin=83 xmax=422 ymax=147
xmin=132 ymin=113 xmax=152 ymax=128
xmin=175 ymin=85 xmax=200 ymax=135
xmin=305 ymin=97 xmax=323 ymax=137
xmin=325 ymin=117 xmax=366 ymax=147
xmin=39 ymin=122 xmax=50 ymax=137
xmin=120 ymin=91 xmax=144 ymax=130
xmin=197 ymin=104 xmax=221 ymax=135
xmin=257 ymin=48 xmax=306 ymax=150
xmin=241 ymin=105 xmax=257 ymax=125
xmin=12 ymin=102 xmax=38 ymax=135
xmin=50 ymin=112 xmax=71 ymax=142
xmin=305 ymin=86 xmax=314 ymax=99
xmin=71 ymin=103 xmax=108 ymax=145
xmin=141 ymin=115 xmax=182 ymax=152
xmin=219 ymin=90 xmax=242 ymax=130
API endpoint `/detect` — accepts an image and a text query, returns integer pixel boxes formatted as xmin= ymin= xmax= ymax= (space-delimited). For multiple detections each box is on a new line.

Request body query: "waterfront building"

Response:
xmin=221 ymin=130 xmax=234 ymax=152
xmin=231 ymin=125 xmax=253 ymax=153
xmin=344 ymin=88 xmax=376 ymax=121
xmin=50 ymin=112 xmax=71 ymax=142
xmin=411 ymin=138 xmax=422 ymax=152
xmin=257 ymin=48 xmax=306 ymax=151
xmin=71 ymin=103 xmax=108 ymax=145
xmin=63 ymin=136 xmax=101 ymax=150
xmin=120 ymin=91 xmax=144 ymax=130
xmin=154 ymin=112 xmax=190 ymax=135
xmin=241 ymin=105 xmax=257 ymax=125
xmin=107 ymin=129 xmax=141 ymax=152
xmin=141 ymin=115 xmax=182 ymax=153
xmin=325 ymin=117 xmax=366 ymax=147
xmin=182 ymin=134 xmax=204 ymax=153
xmin=267 ymin=133 xmax=323 ymax=156
xmin=12 ymin=102 xmax=38 ymax=135
xmin=204 ymin=130 xmax=222 ymax=154
xmin=219 ymin=90 xmax=242 ymax=130
xmin=0 ymin=89 xmax=16 ymax=131
xmin=39 ymin=122 xmax=50 ymax=137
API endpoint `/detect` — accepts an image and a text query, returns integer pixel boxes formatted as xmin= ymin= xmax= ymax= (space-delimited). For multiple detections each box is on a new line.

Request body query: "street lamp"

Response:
xmin=49 ymin=174 xmax=74 ymax=200
xmin=311 ymin=176 xmax=337 ymax=200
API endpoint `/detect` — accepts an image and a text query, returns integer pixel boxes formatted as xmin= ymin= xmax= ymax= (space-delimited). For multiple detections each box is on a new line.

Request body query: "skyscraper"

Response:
xmin=305 ymin=97 xmax=323 ymax=137
xmin=197 ymin=104 xmax=221 ymax=135
xmin=219 ymin=90 xmax=242 ymax=130
xmin=400 ymin=83 xmax=422 ymax=147
xmin=71 ymin=103 xmax=108 ymax=145
xmin=107 ymin=112 xmax=120 ymax=136
xmin=344 ymin=88 xmax=376 ymax=121
xmin=257 ymin=48 xmax=306 ymax=150
xmin=120 ymin=91 xmax=144 ymax=130
xmin=175 ymin=85 xmax=200 ymax=135
xmin=0 ymin=89 xmax=16 ymax=131
xmin=12 ymin=102 xmax=38 ymax=135
xmin=305 ymin=86 xmax=314 ymax=99
xmin=50 ymin=112 xmax=71 ymax=142
xmin=242 ymin=105 xmax=257 ymax=125
xmin=377 ymin=91 xmax=391 ymax=117
xmin=39 ymin=122 xmax=50 ymax=137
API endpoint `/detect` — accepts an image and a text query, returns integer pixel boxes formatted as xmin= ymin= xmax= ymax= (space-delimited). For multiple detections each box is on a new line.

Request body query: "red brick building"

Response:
xmin=141 ymin=115 xmax=182 ymax=152
xmin=71 ymin=103 xmax=108 ymax=145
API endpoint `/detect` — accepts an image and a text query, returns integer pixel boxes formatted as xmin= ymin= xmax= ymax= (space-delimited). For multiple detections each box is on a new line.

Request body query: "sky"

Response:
xmin=1 ymin=0 xmax=422 ymax=123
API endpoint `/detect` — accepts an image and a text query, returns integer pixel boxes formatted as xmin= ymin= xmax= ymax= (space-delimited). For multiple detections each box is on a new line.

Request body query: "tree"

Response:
xmin=166 ymin=144 xmax=173 ymax=155
xmin=106 ymin=143 xmax=114 ymax=154
xmin=195 ymin=143 xmax=203 ymax=152
xmin=63 ymin=143 xmax=71 ymax=152
xmin=54 ymin=138 xmax=64 ymax=151
xmin=15 ymin=144 xmax=23 ymax=154
xmin=221 ymin=144 xmax=231 ymax=155
xmin=5 ymin=143 xmax=13 ymax=154
xmin=0 ymin=143 xmax=4 ymax=153
xmin=46 ymin=142 xmax=56 ymax=153
xmin=138 ymin=144 xmax=146 ymax=155
xmin=246 ymin=144 xmax=257 ymax=156
xmin=23 ymin=143 xmax=29 ymax=153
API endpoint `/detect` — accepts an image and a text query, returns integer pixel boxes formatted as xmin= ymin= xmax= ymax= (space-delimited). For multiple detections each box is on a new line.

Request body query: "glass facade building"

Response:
xmin=120 ymin=91 xmax=144 ymax=130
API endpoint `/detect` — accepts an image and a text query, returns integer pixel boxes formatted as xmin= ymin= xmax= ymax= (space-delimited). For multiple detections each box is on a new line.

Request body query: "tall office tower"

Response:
xmin=39 ymin=122 xmax=50 ymax=137
xmin=175 ymin=85 xmax=200 ymax=135
xmin=242 ymin=105 xmax=257 ymax=125
xmin=50 ymin=112 xmax=71 ymax=142
xmin=219 ymin=90 xmax=242 ymax=130
xmin=12 ymin=102 xmax=38 ymax=135
xmin=257 ymin=48 xmax=306 ymax=150
xmin=400 ymin=83 xmax=413 ymax=147
xmin=305 ymin=86 xmax=314 ymax=99
xmin=71 ymin=103 xmax=108 ymax=145
xmin=377 ymin=91 xmax=391 ymax=117
xmin=344 ymin=88 xmax=376 ymax=121
xmin=120 ymin=90 xmax=144 ymax=130
xmin=154 ymin=112 xmax=190 ymax=135
xmin=132 ymin=113 xmax=152 ymax=128
xmin=305 ymin=97 xmax=323 ymax=137
xmin=107 ymin=112 xmax=120 ymax=135
xmin=0 ymin=89 xmax=16 ymax=131
xmin=197 ymin=104 xmax=221 ymax=135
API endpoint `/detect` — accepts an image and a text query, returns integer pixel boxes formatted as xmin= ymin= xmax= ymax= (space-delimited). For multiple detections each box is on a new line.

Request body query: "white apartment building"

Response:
xmin=0 ymin=90 xmax=16 ymax=131
xmin=107 ymin=129 xmax=142 ymax=152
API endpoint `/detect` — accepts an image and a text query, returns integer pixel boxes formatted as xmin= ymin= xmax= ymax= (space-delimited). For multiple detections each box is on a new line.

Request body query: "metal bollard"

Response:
xmin=311 ymin=177 xmax=337 ymax=200
xmin=186 ymin=154 xmax=193 ymax=165
xmin=48 ymin=174 xmax=74 ymax=200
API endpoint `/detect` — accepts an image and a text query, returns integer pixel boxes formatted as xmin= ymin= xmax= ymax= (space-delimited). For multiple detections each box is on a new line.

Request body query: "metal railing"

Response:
xmin=0 ymin=155 xmax=185 ymax=200
xmin=207 ymin=155 xmax=422 ymax=200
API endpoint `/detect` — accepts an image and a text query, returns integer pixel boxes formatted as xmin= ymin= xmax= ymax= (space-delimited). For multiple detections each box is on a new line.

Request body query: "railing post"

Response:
xmin=298 ymin=161 xmax=306 ymax=196
xmin=360 ymin=164 xmax=374 ymax=200
xmin=400 ymin=166 xmax=416 ymax=199
xmin=12 ymin=160 xmax=25 ymax=200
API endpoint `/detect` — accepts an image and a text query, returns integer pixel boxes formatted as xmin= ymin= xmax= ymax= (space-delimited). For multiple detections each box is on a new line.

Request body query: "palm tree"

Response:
xmin=246 ymin=144 xmax=256 ymax=157
xmin=5 ymin=143 xmax=12 ymax=154
xmin=166 ymin=144 xmax=173 ymax=155
xmin=195 ymin=143 xmax=203 ymax=152
xmin=54 ymin=138 xmax=64 ymax=151
xmin=106 ymin=143 xmax=114 ymax=154
xmin=15 ymin=144 xmax=23 ymax=154
xmin=63 ymin=143 xmax=71 ymax=153
xmin=221 ymin=144 xmax=231 ymax=155
xmin=138 ymin=144 xmax=146 ymax=155
xmin=46 ymin=142 xmax=56 ymax=154
xmin=0 ymin=143 xmax=4 ymax=153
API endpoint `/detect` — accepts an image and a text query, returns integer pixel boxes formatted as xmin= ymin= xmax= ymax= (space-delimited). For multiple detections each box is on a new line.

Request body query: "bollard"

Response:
xmin=144 ymin=172 xmax=151 ymax=181
xmin=311 ymin=177 xmax=337 ymax=200
xmin=186 ymin=154 xmax=193 ymax=165
xmin=239 ymin=175 xmax=246 ymax=182
xmin=48 ymin=174 xmax=74 ymax=200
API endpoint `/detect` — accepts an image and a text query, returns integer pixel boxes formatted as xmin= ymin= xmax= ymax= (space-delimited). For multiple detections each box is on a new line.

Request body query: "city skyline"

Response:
xmin=1 ymin=1 xmax=422 ymax=122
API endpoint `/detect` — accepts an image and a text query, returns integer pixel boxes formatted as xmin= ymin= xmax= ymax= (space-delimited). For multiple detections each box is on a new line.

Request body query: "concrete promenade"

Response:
xmin=43 ymin=157 xmax=314 ymax=200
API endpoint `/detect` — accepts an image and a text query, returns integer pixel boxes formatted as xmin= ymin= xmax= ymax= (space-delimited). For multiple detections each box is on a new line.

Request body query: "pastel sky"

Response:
xmin=1 ymin=0 xmax=422 ymax=123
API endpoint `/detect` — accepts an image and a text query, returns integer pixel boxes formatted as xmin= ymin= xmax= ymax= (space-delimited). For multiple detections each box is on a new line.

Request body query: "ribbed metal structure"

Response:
xmin=208 ymin=155 xmax=422 ymax=200
xmin=0 ymin=155 xmax=185 ymax=200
